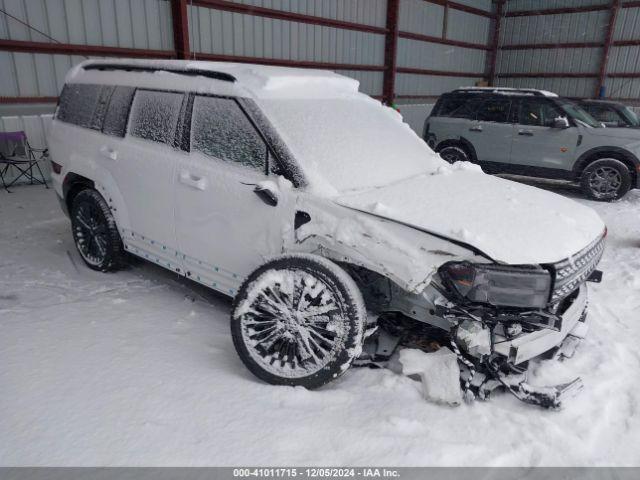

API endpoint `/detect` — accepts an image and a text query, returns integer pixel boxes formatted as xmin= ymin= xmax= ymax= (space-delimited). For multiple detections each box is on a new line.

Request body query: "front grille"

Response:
xmin=550 ymin=233 xmax=605 ymax=303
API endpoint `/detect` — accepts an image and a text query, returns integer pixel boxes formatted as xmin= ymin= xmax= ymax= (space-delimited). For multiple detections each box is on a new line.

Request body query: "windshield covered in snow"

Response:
xmin=257 ymin=98 xmax=444 ymax=195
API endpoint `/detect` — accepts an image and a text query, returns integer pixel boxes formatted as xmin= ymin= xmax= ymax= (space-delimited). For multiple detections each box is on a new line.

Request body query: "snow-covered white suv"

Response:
xmin=49 ymin=60 xmax=606 ymax=407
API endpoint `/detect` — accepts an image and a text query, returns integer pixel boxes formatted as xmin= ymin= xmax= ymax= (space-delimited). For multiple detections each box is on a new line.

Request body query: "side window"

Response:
xmin=56 ymin=83 xmax=104 ymax=130
xmin=128 ymin=90 xmax=184 ymax=144
xmin=102 ymin=86 xmax=136 ymax=137
xmin=476 ymin=98 xmax=511 ymax=123
xmin=436 ymin=96 xmax=479 ymax=119
xmin=518 ymin=99 xmax=563 ymax=126
xmin=191 ymin=95 xmax=266 ymax=171
xmin=585 ymin=106 xmax=621 ymax=124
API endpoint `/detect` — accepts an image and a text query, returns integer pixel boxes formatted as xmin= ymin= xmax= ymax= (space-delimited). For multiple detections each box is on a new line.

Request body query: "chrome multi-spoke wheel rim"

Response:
xmin=73 ymin=203 xmax=108 ymax=266
xmin=237 ymin=270 xmax=346 ymax=378
xmin=589 ymin=166 xmax=622 ymax=197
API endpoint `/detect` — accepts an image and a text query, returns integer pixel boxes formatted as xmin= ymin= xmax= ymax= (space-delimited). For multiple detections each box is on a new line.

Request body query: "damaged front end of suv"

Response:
xmin=351 ymin=231 xmax=605 ymax=409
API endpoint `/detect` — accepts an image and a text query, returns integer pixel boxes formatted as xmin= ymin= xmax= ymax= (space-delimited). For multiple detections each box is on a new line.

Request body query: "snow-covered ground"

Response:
xmin=1 ymin=183 xmax=639 ymax=466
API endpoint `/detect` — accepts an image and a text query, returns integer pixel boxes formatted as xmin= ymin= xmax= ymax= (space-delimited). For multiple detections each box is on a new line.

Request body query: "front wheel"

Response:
xmin=231 ymin=255 xmax=366 ymax=389
xmin=580 ymin=158 xmax=632 ymax=201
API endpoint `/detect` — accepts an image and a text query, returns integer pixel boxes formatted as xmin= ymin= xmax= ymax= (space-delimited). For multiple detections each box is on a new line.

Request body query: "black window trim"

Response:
xmin=101 ymin=85 xmax=136 ymax=138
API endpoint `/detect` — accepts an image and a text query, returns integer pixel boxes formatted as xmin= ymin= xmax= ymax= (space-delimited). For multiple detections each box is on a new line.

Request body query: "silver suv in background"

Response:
xmin=579 ymin=99 xmax=640 ymax=129
xmin=424 ymin=87 xmax=640 ymax=201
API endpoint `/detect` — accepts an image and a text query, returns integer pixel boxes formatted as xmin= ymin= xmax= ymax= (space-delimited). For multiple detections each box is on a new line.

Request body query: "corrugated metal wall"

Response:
xmin=608 ymin=4 xmax=640 ymax=98
xmin=187 ymin=2 xmax=386 ymax=97
xmin=396 ymin=0 xmax=491 ymax=99
xmin=0 ymin=0 xmax=174 ymax=98
xmin=496 ymin=0 xmax=640 ymax=100
xmin=0 ymin=0 xmax=497 ymax=103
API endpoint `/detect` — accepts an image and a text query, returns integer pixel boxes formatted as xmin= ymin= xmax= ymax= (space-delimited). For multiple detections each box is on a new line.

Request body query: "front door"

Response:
xmin=468 ymin=96 xmax=514 ymax=165
xmin=174 ymin=95 xmax=295 ymax=296
xmin=510 ymin=98 xmax=579 ymax=173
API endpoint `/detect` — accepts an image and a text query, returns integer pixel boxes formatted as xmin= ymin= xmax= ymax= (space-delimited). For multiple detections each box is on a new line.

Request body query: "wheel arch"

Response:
xmin=63 ymin=172 xmax=94 ymax=213
xmin=573 ymin=146 xmax=639 ymax=185
xmin=62 ymin=170 xmax=132 ymax=232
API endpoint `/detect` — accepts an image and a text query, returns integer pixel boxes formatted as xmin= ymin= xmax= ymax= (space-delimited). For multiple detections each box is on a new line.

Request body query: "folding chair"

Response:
xmin=0 ymin=131 xmax=49 ymax=193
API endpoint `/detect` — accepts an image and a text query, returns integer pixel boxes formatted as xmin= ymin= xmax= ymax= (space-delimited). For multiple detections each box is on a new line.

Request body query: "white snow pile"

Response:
xmin=399 ymin=348 xmax=463 ymax=406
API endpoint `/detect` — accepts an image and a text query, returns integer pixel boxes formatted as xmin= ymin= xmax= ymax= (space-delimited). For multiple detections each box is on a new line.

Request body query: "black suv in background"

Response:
xmin=579 ymin=99 xmax=640 ymax=128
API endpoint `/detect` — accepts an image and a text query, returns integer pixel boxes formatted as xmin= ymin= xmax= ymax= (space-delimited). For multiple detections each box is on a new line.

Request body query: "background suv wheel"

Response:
xmin=438 ymin=145 xmax=470 ymax=164
xmin=580 ymin=158 xmax=632 ymax=202
xmin=70 ymin=189 xmax=126 ymax=271
xmin=231 ymin=255 xmax=366 ymax=389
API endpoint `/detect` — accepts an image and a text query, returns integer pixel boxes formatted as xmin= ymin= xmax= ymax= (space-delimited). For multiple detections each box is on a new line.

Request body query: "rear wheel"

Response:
xmin=70 ymin=189 xmax=125 ymax=271
xmin=580 ymin=158 xmax=631 ymax=201
xmin=231 ymin=255 xmax=366 ymax=389
xmin=439 ymin=145 xmax=470 ymax=164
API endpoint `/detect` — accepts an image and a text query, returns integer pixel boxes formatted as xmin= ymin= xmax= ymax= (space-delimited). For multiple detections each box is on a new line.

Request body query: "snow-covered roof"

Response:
xmin=454 ymin=87 xmax=559 ymax=97
xmin=67 ymin=59 xmax=362 ymax=100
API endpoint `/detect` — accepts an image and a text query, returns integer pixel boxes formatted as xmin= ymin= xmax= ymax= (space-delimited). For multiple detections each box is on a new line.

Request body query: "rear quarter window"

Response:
xmin=56 ymin=83 xmax=104 ymax=130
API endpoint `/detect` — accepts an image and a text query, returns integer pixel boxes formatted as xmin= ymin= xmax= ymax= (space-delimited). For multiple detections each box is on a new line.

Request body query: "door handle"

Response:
xmin=469 ymin=125 xmax=483 ymax=132
xmin=518 ymin=129 xmax=534 ymax=136
xmin=179 ymin=170 xmax=208 ymax=191
xmin=99 ymin=146 xmax=118 ymax=160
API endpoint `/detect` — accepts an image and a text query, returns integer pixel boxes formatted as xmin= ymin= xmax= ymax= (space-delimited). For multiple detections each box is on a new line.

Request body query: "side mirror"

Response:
xmin=552 ymin=117 xmax=570 ymax=129
xmin=253 ymin=182 xmax=279 ymax=206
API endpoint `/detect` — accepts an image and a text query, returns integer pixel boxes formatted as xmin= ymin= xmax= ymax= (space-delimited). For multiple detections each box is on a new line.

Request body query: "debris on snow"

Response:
xmin=399 ymin=348 xmax=463 ymax=406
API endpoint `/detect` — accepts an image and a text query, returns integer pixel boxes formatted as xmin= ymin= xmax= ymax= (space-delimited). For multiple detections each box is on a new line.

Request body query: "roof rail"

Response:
xmin=452 ymin=87 xmax=551 ymax=97
xmin=82 ymin=62 xmax=236 ymax=83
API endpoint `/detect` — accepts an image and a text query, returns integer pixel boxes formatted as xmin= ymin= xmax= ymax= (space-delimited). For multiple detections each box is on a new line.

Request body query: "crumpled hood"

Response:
xmin=334 ymin=164 xmax=605 ymax=265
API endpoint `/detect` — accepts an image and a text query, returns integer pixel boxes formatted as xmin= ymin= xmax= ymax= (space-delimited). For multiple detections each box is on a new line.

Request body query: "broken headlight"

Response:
xmin=440 ymin=262 xmax=551 ymax=309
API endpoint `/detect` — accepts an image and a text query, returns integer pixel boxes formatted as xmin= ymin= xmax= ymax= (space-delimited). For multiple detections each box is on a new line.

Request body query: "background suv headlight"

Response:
xmin=440 ymin=262 xmax=551 ymax=309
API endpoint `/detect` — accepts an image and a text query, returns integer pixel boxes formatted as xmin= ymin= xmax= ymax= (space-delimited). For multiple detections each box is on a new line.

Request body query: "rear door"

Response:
xmin=426 ymin=94 xmax=481 ymax=148
xmin=105 ymin=89 xmax=185 ymax=270
xmin=510 ymin=97 xmax=579 ymax=172
xmin=468 ymin=96 xmax=514 ymax=164
xmin=174 ymin=95 xmax=296 ymax=296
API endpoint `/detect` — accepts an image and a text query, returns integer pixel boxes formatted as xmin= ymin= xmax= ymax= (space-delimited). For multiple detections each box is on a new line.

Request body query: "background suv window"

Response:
xmin=191 ymin=96 xmax=266 ymax=171
xmin=583 ymin=105 xmax=626 ymax=126
xmin=476 ymin=98 xmax=511 ymax=123
xmin=129 ymin=90 xmax=184 ymax=145
xmin=436 ymin=96 xmax=480 ymax=119
xmin=56 ymin=83 xmax=104 ymax=130
xmin=518 ymin=99 xmax=563 ymax=126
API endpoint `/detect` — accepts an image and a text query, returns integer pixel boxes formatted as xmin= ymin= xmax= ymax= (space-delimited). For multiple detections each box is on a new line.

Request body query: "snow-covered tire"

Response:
xmin=439 ymin=145 xmax=470 ymax=164
xmin=231 ymin=255 xmax=366 ymax=389
xmin=580 ymin=158 xmax=631 ymax=201
xmin=70 ymin=189 xmax=125 ymax=272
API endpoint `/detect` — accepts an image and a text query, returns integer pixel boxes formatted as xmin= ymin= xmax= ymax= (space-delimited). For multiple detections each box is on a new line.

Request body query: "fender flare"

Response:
xmin=572 ymin=146 xmax=639 ymax=181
